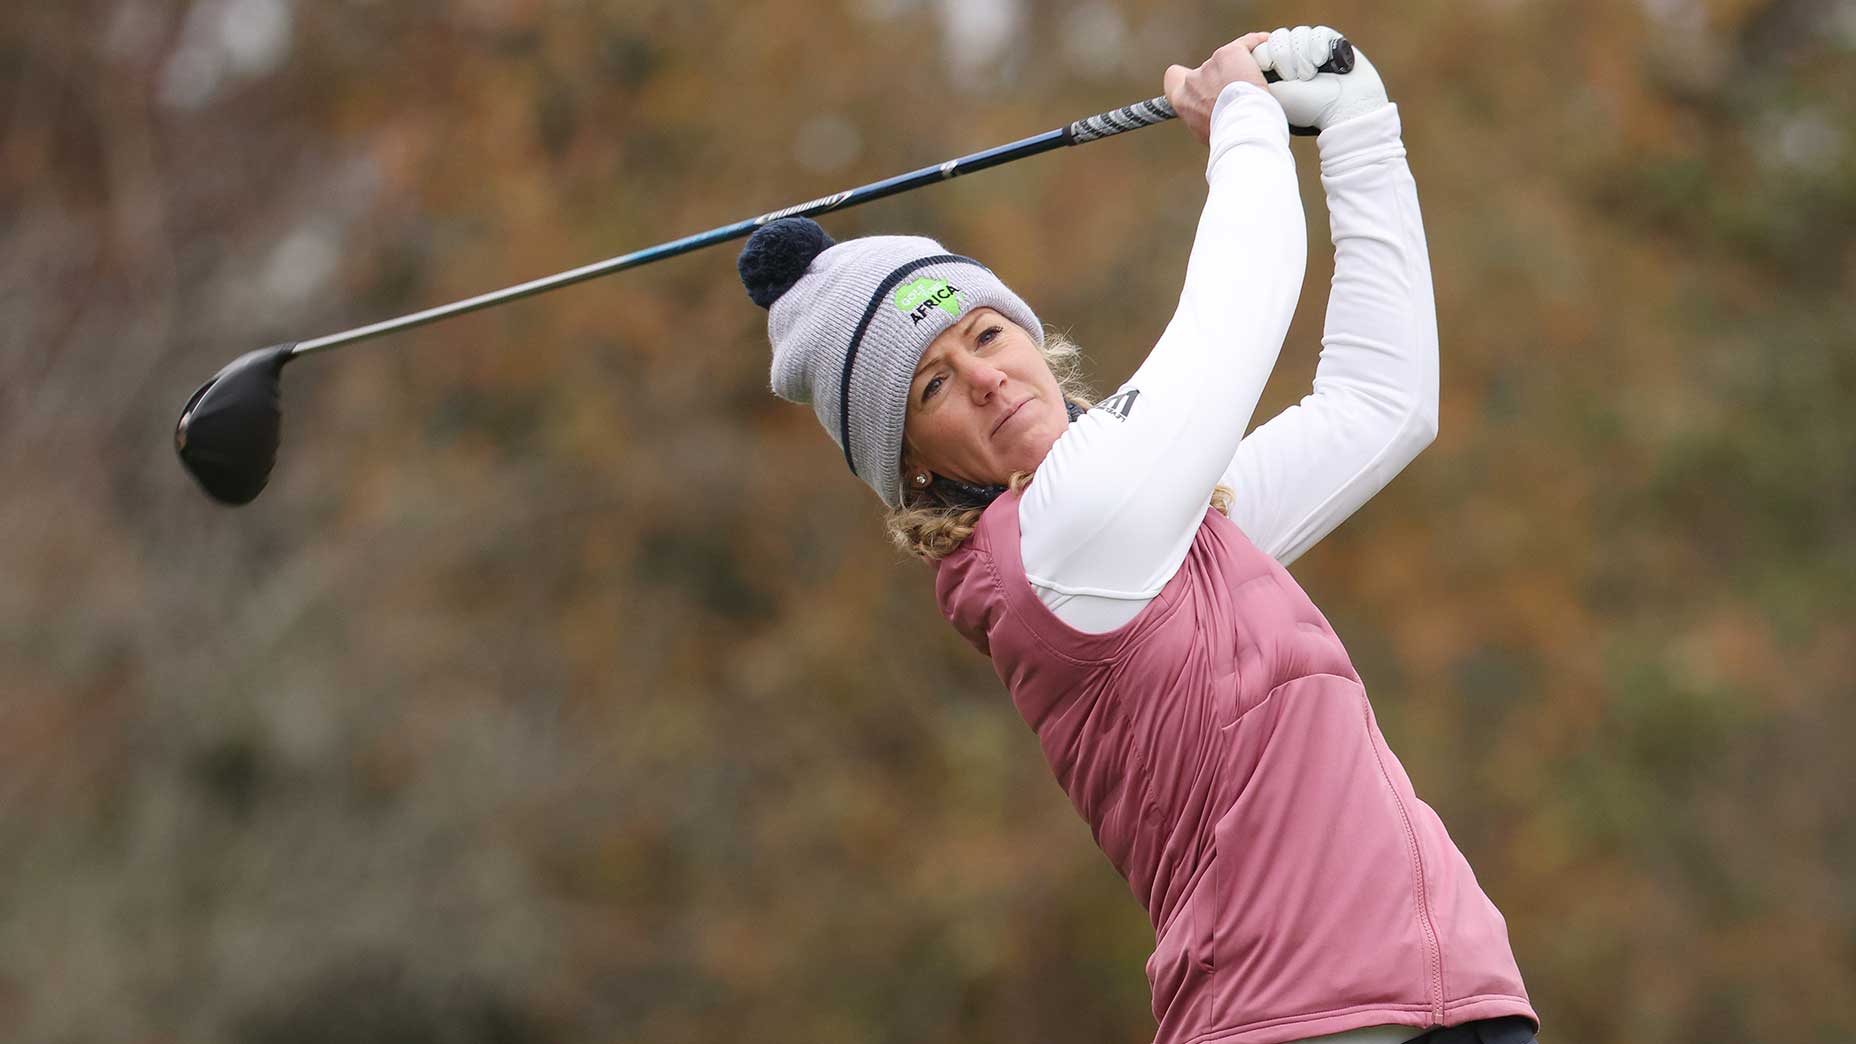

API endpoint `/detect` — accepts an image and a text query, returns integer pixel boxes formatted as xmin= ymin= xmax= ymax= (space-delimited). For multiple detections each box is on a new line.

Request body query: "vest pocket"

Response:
xmin=1143 ymin=899 xmax=1217 ymax=1017
xmin=1195 ymin=862 xmax=1217 ymax=973
xmin=1146 ymin=870 xmax=1217 ymax=1022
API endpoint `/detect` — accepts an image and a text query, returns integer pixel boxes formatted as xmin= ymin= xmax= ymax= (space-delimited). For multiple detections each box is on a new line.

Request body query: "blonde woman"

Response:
xmin=738 ymin=26 xmax=1538 ymax=1044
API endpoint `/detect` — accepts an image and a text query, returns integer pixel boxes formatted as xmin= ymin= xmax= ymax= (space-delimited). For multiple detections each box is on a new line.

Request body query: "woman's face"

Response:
xmin=900 ymin=307 xmax=1068 ymax=490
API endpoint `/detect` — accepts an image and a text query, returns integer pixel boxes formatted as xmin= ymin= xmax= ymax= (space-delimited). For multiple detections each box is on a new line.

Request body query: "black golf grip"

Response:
xmin=1065 ymin=36 xmax=1354 ymax=144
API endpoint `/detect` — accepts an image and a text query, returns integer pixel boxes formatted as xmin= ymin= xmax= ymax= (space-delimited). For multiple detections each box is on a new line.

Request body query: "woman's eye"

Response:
xmin=977 ymin=325 xmax=1002 ymax=346
xmin=922 ymin=375 xmax=944 ymax=402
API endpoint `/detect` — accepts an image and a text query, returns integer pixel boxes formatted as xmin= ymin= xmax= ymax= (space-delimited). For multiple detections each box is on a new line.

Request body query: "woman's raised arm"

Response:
xmin=1017 ymin=73 xmax=1306 ymax=627
xmin=1219 ymin=100 xmax=1438 ymax=567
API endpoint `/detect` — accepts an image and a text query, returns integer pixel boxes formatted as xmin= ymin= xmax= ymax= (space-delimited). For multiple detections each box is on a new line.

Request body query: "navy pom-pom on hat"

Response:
xmin=738 ymin=217 xmax=835 ymax=308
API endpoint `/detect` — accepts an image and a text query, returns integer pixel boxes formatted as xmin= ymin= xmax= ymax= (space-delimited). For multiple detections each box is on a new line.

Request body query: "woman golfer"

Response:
xmin=739 ymin=26 xmax=1538 ymax=1044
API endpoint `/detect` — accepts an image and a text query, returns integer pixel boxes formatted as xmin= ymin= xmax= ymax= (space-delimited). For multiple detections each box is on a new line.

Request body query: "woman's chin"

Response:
xmin=999 ymin=423 xmax=1065 ymax=474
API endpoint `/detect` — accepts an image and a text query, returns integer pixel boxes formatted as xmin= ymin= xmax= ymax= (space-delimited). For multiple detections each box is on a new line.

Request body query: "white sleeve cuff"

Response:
xmin=1315 ymin=102 xmax=1404 ymax=174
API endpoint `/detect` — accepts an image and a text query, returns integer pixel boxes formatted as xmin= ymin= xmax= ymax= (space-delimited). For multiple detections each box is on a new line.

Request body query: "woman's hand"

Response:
xmin=1163 ymin=32 xmax=1272 ymax=146
xmin=1255 ymin=25 xmax=1389 ymax=132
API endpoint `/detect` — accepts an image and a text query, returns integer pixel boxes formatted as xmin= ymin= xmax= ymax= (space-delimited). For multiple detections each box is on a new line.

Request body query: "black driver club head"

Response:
xmin=174 ymin=342 xmax=295 ymax=505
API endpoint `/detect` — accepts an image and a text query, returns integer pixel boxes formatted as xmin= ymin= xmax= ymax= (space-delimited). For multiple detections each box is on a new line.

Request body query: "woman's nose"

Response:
xmin=963 ymin=361 xmax=1007 ymax=403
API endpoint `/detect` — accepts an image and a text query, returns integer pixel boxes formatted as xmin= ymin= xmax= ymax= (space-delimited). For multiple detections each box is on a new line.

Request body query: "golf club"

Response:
xmin=174 ymin=39 xmax=1353 ymax=506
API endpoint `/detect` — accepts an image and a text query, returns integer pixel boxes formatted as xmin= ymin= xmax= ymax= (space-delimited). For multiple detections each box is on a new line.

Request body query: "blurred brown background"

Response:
xmin=3 ymin=0 xmax=1853 ymax=1041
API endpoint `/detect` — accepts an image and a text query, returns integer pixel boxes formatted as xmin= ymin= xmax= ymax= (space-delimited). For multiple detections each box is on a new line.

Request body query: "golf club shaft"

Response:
xmin=292 ymin=42 xmax=1350 ymax=359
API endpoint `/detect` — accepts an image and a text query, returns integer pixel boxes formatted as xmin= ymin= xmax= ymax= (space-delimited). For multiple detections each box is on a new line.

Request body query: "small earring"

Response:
xmin=912 ymin=472 xmax=931 ymax=488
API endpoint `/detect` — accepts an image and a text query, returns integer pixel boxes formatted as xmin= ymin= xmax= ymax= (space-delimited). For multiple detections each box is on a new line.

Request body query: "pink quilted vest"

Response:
xmin=935 ymin=488 xmax=1536 ymax=1044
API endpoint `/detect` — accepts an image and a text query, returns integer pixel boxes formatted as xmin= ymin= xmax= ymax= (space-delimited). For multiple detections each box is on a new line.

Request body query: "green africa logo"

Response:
xmin=893 ymin=276 xmax=965 ymax=325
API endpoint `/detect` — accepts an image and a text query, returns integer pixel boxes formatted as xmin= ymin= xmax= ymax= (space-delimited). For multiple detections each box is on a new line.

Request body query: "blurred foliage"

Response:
xmin=2 ymin=0 xmax=1853 ymax=1041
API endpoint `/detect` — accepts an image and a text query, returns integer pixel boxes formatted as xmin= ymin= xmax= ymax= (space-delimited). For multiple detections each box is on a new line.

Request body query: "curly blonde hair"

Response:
xmin=885 ymin=333 xmax=1232 ymax=562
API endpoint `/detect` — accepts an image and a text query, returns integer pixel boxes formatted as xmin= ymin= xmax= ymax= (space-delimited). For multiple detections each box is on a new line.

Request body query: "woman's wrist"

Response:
xmin=1207 ymin=82 xmax=1294 ymax=178
xmin=1314 ymin=101 xmax=1402 ymax=173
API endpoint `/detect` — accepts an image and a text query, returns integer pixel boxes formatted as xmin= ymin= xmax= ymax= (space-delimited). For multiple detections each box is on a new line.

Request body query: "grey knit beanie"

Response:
xmin=737 ymin=217 xmax=1043 ymax=509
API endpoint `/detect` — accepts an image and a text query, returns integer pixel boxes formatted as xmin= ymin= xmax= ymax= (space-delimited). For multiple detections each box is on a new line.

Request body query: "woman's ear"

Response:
xmin=899 ymin=451 xmax=933 ymax=491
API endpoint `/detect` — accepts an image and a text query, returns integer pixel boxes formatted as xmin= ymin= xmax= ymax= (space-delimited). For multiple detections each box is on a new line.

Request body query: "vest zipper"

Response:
xmin=1361 ymin=694 xmax=1445 ymax=1024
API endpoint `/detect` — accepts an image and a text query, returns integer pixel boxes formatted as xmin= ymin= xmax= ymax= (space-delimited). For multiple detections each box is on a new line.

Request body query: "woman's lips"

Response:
xmin=992 ymin=399 xmax=1028 ymax=436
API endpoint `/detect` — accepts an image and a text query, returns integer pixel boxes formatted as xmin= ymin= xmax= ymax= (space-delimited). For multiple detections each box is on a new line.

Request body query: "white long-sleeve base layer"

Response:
xmin=1018 ymin=86 xmax=1436 ymax=1044
xmin=1020 ymin=85 xmax=1437 ymax=639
